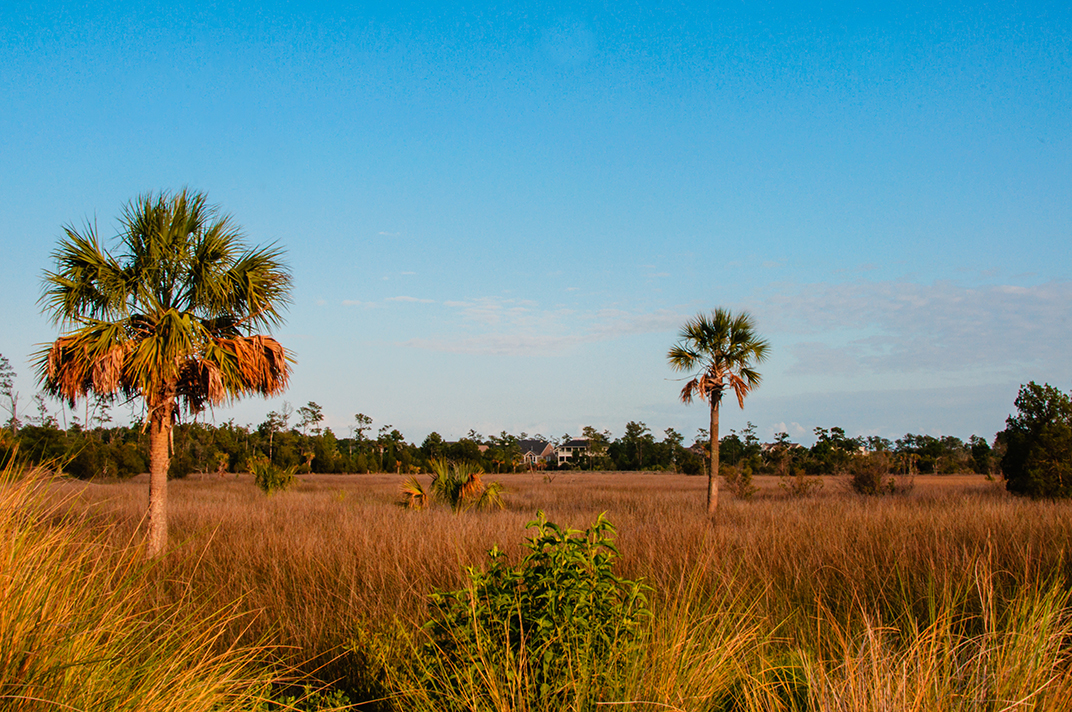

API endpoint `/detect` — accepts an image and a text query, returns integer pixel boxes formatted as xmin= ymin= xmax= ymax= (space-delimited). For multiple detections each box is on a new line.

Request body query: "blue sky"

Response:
xmin=1 ymin=1 xmax=1069 ymax=445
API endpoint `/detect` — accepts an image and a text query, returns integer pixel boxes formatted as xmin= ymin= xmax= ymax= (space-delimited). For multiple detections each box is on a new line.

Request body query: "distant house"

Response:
xmin=555 ymin=438 xmax=591 ymax=464
xmin=519 ymin=439 xmax=555 ymax=467
xmin=760 ymin=442 xmax=806 ymax=454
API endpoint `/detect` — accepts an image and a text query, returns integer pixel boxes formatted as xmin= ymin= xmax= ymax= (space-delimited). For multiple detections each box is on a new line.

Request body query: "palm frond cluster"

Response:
xmin=667 ymin=309 xmax=769 ymax=408
xmin=402 ymin=458 xmax=505 ymax=512
xmin=37 ymin=189 xmax=292 ymax=418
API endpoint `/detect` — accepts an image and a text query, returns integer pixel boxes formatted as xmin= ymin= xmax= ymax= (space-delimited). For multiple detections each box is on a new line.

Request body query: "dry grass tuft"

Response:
xmin=0 ymin=465 xmax=285 ymax=711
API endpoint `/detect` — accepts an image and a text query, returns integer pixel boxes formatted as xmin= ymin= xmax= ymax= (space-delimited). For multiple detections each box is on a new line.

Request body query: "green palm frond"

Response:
xmin=473 ymin=480 xmax=506 ymax=511
xmin=225 ymin=244 xmax=292 ymax=329
xmin=428 ymin=457 xmax=451 ymax=481
xmin=42 ymin=225 xmax=127 ymax=325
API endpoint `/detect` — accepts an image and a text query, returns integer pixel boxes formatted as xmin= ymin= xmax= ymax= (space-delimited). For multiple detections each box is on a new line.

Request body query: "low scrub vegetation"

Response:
xmin=249 ymin=455 xmax=297 ymax=495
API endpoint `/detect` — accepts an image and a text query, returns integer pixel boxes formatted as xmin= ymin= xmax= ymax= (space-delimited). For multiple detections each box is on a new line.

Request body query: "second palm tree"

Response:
xmin=668 ymin=309 xmax=769 ymax=514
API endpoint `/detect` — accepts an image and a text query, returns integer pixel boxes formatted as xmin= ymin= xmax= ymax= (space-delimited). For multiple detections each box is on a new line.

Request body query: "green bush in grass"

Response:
xmin=1002 ymin=382 xmax=1072 ymax=498
xmin=249 ymin=455 xmax=296 ymax=495
xmin=410 ymin=512 xmax=650 ymax=709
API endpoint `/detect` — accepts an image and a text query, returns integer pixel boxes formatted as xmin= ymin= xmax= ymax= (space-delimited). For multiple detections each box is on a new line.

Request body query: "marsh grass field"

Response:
xmin=10 ymin=469 xmax=1072 ymax=710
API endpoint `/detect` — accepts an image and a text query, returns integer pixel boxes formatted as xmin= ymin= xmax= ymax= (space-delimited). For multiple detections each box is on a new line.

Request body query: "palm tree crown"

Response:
xmin=667 ymin=309 xmax=769 ymax=408
xmin=668 ymin=309 xmax=769 ymax=513
xmin=37 ymin=189 xmax=292 ymax=555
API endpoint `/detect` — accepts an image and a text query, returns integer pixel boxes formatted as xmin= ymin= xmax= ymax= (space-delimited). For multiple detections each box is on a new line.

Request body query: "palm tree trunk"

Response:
xmin=708 ymin=401 xmax=720 ymax=515
xmin=147 ymin=397 xmax=174 ymax=557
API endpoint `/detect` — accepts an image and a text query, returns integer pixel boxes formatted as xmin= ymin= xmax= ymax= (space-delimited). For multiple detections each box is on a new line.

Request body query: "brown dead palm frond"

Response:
xmin=214 ymin=335 xmax=291 ymax=398
xmin=175 ymin=358 xmax=226 ymax=412
xmin=90 ymin=342 xmax=128 ymax=394
xmin=44 ymin=332 xmax=133 ymax=405
xmin=460 ymin=469 xmax=484 ymax=501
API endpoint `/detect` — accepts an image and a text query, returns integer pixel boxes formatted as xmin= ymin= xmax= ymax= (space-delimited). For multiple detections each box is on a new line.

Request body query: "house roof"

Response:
xmin=519 ymin=439 xmax=553 ymax=455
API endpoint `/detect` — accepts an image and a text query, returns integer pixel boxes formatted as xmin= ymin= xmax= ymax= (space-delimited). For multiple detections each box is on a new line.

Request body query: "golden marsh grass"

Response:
xmin=34 ymin=471 xmax=1072 ymax=709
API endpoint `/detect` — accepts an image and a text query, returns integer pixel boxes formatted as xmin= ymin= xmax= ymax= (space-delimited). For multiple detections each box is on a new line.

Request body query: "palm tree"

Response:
xmin=37 ymin=189 xmax=292 ymax=556
xmin=667 ymin=309 xmax=769 ymax=514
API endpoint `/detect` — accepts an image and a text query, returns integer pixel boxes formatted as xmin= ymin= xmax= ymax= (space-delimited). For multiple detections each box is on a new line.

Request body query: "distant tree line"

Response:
xmin=0 ymin=393 xmax=1001 ymax=482
xmin=9 ymin=356 xmax=1067 ymax=490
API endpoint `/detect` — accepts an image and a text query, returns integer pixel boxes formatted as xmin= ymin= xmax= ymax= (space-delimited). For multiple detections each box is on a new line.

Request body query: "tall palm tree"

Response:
xmin=37 ymin=189 xmax=292 ymax=556
xmin=667 ymin=309 xmax=769 ymax=514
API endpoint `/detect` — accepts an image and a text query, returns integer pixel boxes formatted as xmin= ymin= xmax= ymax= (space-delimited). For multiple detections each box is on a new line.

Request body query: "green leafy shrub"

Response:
xmin=410 ymin=512 xmax=650 ymax=709
xmin=263 ymin=685 xmax=352 ymax=711
xmin=249 ymin=456 xmax=296 ymax=495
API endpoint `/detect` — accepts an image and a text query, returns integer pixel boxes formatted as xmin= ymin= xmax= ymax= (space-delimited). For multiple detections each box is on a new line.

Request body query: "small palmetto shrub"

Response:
xmin=401 ymin=458 xmax=504 ymax=512
xmin=395 ymin=512 xmax=650 ymax=710
xmin=249 ymin=455 xmax=297 ymax=495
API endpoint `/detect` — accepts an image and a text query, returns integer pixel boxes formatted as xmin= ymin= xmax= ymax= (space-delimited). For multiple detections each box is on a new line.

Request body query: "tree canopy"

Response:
xmin=1001 ymin=382 xmax=1072 ymax=498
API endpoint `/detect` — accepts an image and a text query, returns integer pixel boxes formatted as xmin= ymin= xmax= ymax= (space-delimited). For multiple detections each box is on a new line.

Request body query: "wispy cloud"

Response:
xmin=787 ymin=342 xmax=864 ymax=375
xmin=588 ymin=308 xmax=684 ymax=339
xmin=442 ymin=297 xmax=543 ymax=328
xmin=402 ymin=301 xmax=686 ymax=356
xmin=386 ymin=295 xmax=435 ymax=303
xmin=763 ymin=279 xmax=1072 ymax=376
xmin=403 ymin=334 xmax=585 ymax=356
xmin=833 ymin=263 xmax=879 ymax=275
xmin=378 ymin=231 xmax=400 ymax=236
